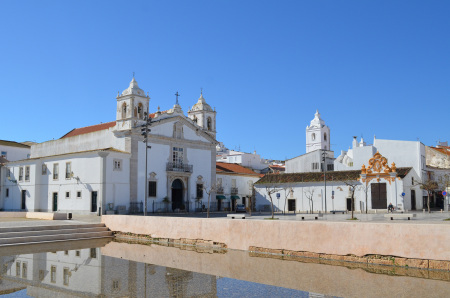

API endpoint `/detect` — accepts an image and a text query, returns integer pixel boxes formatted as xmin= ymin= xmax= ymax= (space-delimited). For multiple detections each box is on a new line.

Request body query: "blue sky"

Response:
xmin=1 ymin=0 xmax=449 ymax=160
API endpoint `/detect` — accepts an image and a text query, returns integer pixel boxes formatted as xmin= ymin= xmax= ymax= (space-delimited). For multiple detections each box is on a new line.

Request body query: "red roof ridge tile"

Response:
xmin=61 ymin=121 xmax=116 ymax=139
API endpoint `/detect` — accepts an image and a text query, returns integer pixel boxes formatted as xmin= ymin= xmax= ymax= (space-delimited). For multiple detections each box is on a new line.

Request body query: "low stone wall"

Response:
xmin=101 ymin=215 xmax=450 ymax=261
xmin=0 ymin=212 xmax=67 ymax=220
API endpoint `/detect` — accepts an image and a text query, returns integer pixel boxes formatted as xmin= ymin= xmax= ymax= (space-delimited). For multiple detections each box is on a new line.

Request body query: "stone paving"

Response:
xmin=0 ymin=211 xmax=448 ymax=227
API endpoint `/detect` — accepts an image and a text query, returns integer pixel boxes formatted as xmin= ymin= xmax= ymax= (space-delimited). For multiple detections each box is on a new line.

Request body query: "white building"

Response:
xmin=0 ymin=78 xmax=218 ymax=214
xmin=216 ymin=150 xmax=269 ymax=172
xmin=256 ymin=110 xmax=435 ymax=213
xmin=215 ymin=162 xmax=260 ymax=211
xmin=0 ymin=140 xmax=31 ymax=162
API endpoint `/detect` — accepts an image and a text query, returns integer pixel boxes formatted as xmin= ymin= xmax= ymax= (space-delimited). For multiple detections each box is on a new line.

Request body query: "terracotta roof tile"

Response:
xmin=431 ymin=146 xmax=450 ymax=157
xmin=61 ymin=121 xmax=116 ymax=139
xmin=256 ymin=167 xmax=412 ymax=184
xmin=216 ymin=162 xmax=259 ymax=175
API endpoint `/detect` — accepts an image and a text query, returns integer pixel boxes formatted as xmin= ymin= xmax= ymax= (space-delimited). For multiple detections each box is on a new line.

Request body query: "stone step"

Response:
xmin=0 ymin=230 xmax=113 ymax=246
xmin=0 ymin=227 xmax=110 ymax=239
xmin=0 ymin=223 xmax=106 ymax=234
xmin=0 ymin=236 xmax=113 ymax=248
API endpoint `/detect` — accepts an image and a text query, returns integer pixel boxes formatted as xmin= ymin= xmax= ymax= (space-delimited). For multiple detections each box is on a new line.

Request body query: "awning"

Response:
xmin=231 ymin=195 xmax=240 ymax=200
xmin=216 ymin=195 xmax=227 ymax=200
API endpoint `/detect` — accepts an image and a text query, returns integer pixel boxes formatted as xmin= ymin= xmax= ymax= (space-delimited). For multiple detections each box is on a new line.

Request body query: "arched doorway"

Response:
xmin=171 ymin=179 xmax=183 ymax=211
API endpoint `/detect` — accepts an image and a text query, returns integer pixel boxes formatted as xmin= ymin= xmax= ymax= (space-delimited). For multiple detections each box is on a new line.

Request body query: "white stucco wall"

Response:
xmin=0 ymin=144 xmax=30 ymax=161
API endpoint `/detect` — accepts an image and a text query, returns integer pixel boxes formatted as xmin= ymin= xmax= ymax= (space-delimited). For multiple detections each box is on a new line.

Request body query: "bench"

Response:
xmin=296 ymin=214 xmax=323 ymax=220
xmin=227 ymin=214 xmax=247 ymax=219
xmin=384 ymin=213 xmax=416 ymax=220
xmin=331 ymin=210 xmax=346 ymax=214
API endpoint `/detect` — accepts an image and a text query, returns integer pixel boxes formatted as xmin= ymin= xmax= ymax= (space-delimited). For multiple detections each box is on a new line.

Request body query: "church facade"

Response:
xmin=1 ymin=78 xmax=217 ymax=214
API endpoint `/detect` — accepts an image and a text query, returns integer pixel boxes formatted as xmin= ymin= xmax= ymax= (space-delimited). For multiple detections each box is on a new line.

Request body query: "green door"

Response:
xmin=52 ymin=193 xmax=58 ymax=211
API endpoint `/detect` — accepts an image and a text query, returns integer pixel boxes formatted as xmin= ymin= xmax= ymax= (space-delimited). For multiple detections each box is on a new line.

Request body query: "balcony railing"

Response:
xmin=231 ymin=187 xmax=238 ymax=195
xmin=216 ymin=186 xmax=224 ymax=194
xmin=166 ymin=162 xmax=193 ymax=173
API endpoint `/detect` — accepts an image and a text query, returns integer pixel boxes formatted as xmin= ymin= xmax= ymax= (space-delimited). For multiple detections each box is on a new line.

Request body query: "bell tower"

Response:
xmin=188 ymin=91 xmax=216 ymax=139
xmin=306 ymin=110 xmax=330 ymax=153
xmin=115 ymin=77 xmax=150 ymax=132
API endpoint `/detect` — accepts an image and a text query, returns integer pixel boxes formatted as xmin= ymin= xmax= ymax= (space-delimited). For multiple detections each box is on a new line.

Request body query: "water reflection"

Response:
xmin=0 ymin=238 xmax=448 ymax=298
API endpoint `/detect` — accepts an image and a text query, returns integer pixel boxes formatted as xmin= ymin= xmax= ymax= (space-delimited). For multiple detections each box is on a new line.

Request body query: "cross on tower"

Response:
xmin=175 ymin=91 xmax=180 ymax=105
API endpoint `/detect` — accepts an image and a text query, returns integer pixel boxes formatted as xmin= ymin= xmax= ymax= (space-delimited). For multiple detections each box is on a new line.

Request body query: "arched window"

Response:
xmin=311 ymin=133 xmax=316 ymax=141
xmin=324 ymin=133 xmax=327 ymax=141
xmin=122 ymin=103 xmax=127 ymax=119
xmin=207 ymin=117 xmax=212 ymax=131
xmin=138 ymin=103 xmax=143 ymax=119
xmin=193 ymin=116 xmax=197 ymax=124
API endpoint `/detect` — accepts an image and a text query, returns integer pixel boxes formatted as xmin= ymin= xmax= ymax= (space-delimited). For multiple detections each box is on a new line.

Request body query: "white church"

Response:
xmin=1 ymin=78 xmax=218 ymax=214
xmin=255 ymin=111 xmax=430 ymax=213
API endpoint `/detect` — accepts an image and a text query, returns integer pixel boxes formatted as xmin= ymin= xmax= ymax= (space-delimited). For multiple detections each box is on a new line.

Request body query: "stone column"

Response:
xmin=98 ymin=151 xmax=109 ymax=215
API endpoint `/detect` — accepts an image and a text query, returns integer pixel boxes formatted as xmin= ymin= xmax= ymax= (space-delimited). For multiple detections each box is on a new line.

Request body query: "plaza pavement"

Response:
xmin=0 ymin=211 xmax=448 ymax=227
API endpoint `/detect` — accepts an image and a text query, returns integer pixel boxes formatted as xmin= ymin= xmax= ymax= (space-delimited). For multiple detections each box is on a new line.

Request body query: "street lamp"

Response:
xmin=322 ymin=150 xmax=327 ymax=214
xmin=141 ymin=109 xmax=152 ymax=216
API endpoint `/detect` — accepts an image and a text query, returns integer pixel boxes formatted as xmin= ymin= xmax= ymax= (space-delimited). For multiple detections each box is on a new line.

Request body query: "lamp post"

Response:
xmin=141 ymin=108 xmax=152 ymax=216
xmin=322 ymin=150 xmax=327 ymax=214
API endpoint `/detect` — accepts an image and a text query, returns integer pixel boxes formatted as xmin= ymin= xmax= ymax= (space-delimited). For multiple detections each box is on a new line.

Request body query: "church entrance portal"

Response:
xmin=371 ymin=183 xmax=387 ymax=209
xmin=172 ymin=179 xmax=184 ymax=211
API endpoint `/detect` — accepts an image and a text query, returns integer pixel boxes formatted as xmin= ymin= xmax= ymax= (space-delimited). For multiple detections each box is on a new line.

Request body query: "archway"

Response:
xmin=171 ymin=179 xmax=184 ymax=211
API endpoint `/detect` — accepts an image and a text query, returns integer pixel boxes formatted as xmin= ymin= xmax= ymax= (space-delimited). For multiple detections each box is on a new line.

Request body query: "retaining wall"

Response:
xmin=0 ymin=212 xmax=67 ymax=220
xmin=101 ymin=215 xmax=450 ymax=261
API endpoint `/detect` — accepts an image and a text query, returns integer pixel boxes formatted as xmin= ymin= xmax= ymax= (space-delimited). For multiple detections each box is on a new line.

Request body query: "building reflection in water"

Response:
xmin=0 ymin=244 xmax=217 ymax=297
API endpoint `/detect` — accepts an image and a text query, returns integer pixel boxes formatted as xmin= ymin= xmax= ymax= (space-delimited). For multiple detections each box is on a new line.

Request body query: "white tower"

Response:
xmin=115 ymin=78 xmax=150 ymax=131
xmin=306 ymin=110 xmax=330 ymax=153
xmin=188 ymin=91 xmax=216 ymax=139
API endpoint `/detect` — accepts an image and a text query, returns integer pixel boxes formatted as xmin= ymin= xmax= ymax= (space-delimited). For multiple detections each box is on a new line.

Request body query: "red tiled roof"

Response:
xmin=256 ymin=167 xmax=412 ymax=184
xmin=61 ymin=121 xmax=116 ymax=139
xmin=148 ymin=110 xmax=168 ymax=119
xmin=216 ymin=162 xmax=259 ymax=175
xmin=431 ymin=146 xmax=450 ymax=157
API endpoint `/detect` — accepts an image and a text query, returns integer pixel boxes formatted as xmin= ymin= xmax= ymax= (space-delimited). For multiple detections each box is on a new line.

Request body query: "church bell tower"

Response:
xmin=115 ymin=77 xmax=150 ymax=132
xmin=306 ymin=110 xmax=330 ymax=153
xmin=188 ymin=91 xmax=216 ymax=139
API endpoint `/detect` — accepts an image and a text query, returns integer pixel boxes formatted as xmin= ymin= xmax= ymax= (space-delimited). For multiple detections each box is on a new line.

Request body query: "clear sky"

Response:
xmin=1 ymin=0 xmax=449 ymax=160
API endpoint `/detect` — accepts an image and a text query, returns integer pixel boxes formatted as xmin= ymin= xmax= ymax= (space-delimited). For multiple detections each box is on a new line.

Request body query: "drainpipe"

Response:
xmin=98 ymin=151 xmax=109 ymax=215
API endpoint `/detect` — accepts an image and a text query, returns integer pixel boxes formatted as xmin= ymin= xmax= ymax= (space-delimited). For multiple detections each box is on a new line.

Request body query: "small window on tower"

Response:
xmin=324 ymin=133 xmax=327 ymax=141
xmin=207 ymin=117 xmax=212 ymax=131
xmin=122 ymin=103 xmax=127 ymax=118
xmin=311 ymin=133 xmax=316 ymax=141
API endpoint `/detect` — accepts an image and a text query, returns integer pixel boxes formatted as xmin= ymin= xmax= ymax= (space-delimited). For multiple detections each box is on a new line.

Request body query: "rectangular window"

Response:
xmin=172 ymin=147 xmax=184 ymax=165
xmin=19 ymin=167 xmax=24 ymax=181
xmin=75 ymin=250 xmax=80 ymax=257
xmin=25 ymin=166 xmax=30 ymax=181
xmin=148 ymin=181 xmax=157 ymax=197
xmin=196 ymin=184 xmax=203 ymax=198
xmin=327 ymin=164 xmax=334 ymax=171
xmin=6 ymin=168 xmax=10 ymax=179
xmin=22 ymin=262 xmax=27 ymax=279
xmin=1 ymin=151 xmax=6 ymax=158
xmin=63 ymin=267 xmax=69 ymax=285
xmin=113 ymin=159 xmax=122 ymax=171
xmin=65 ymin=162 xmax=71 ymax=179
xmin=64 ymin=250 xmax=69 ymax=255
xmin=42 ymin=164 xmax=47 ymax=175
xmin=53 ymin=163 xmax=59 ymax=180
xmin=77 ymin=191 xmax=81 ymax=199
xmin=5 ymin=188 xmax=9 ymax=197
xmin=232 ymin=179 xmax=236 ymax=188
xmin=113 ymin=280 xmax=120 ymax=290
xmin=51 ymin=266 xmax=56 ymax=283
xmin=311 ymin=163 xmax=319 ymax=170
xmin=65 ymin=192 xmax=70 ymax=199
xmin=16 ymin=262 xmax=20 ymax=277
